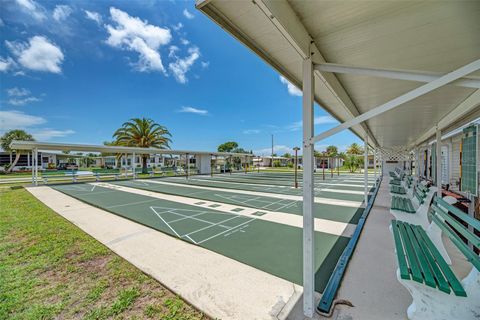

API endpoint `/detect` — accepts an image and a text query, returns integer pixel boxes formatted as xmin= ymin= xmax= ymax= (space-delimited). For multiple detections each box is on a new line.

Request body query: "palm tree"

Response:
xmin=113 ymin=118 xmax=171 ymax=173
xmin=347 ymin=143 xmax=363 ymax=155
xmin=0 ymin=130 xmax=35 ymax=173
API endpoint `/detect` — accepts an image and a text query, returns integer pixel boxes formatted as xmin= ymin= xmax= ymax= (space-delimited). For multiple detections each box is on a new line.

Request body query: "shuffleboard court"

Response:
xmin=111 ymin=178 xmax=368 ymax=224
xmin=160 ymin=175 xmax=376 ymax=201
xmin=51 ymin=183 xmax=349 ymax=292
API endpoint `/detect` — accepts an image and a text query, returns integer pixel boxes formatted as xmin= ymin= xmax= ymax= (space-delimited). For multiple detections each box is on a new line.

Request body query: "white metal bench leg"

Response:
xmin=397 ymin=269 xmax=478 ymax=320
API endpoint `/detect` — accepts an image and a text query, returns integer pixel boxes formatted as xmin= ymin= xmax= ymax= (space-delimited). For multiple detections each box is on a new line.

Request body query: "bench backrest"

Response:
xmin=417 ymin=183 xmax=429 ymax=194
xmin=430 ymin=197 xmax=480 ymax=271
xmin=42 ymin=170 xmax=76 ymax=176
xmin=92 ymin=169 xmax=120 ymax=174
xmin=414 ymin=188 xmax=426 ymax=204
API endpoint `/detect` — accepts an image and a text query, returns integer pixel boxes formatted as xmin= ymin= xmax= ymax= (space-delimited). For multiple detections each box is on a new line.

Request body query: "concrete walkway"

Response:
xmin=27 ymin=186 xmax=302 ymax=320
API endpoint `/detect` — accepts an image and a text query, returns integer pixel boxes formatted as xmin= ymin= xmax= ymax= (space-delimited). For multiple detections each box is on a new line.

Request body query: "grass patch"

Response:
xmin=0 ymin=188 xmax=208 ymax=320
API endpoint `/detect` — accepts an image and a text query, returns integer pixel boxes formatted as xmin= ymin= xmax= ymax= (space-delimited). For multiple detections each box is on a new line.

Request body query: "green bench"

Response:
xmin=92 ymin=169 xmax=120 ymax=181
xmin=406 ymin=175 xmax=413 ymax=188
xmin=390 ymin=185 xmax=406 ymax=195
xmin=42 ymin=170 xmax=78 ymax=183
xmin=390 ymin=186 xmax=432 ymax=227
xmin=391 ymin=199 xmax=480 ymax=320
xmin=390 ymin=179 xmax=402 ymax=186
xmin=391 ymin=196 xmax=416 ymax=213
xmin=417 ymin=183 xmax=429 ymax=194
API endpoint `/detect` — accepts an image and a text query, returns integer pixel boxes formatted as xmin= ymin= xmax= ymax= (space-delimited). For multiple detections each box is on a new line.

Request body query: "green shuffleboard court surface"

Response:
xmin=51 ymin=183 xmax=349 ymax=292
xmin=112 ymin=179 xmax=368 ymax=224
xmin=159 ymin=175 xmax=375 ymax=202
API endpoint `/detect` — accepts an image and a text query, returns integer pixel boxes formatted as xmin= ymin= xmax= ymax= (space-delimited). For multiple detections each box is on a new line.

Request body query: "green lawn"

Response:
xmin=0 ymin=188 xmax=208 ymax=320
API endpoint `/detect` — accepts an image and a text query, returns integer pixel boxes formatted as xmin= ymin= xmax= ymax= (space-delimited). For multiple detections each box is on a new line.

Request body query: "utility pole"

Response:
xmin=294 ymin=147 xmax=300 ymax=188
xmin=271 ymin=134 xmax=274 ymax=168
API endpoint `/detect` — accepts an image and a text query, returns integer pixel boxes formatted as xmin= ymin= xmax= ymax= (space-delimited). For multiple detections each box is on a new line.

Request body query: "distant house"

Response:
xmin=253 ymin=156 xmax=291 ymax=167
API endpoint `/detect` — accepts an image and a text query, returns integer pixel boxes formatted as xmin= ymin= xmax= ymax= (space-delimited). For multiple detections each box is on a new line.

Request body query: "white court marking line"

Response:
xmin=173 ymin=175 xmax=373 ymax=192
xmin=94 ymin=183 xmax=356 ymax=237
xmin=150 ymin=206 xmax=256 ymax=245
xmin=91 ymin=184 xmax=96 ymax=192
xmin=106 ymin=199 xmax=158 ymax=209
xmin=196 ymin=219 xmax=256 ymax=245
xmin=145 ymin=179 xmax=363 ymax=208
xmin=213 ymin=193 xmax=299 ymax=212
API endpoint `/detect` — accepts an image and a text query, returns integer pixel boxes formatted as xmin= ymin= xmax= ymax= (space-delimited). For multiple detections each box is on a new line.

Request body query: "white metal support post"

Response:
xmin=364 ymin=137 xmax=368 ymax=205
xmin=132 ymin=152 xmax=136 ymax=179
xmin=374 ymin=148 xmax=377 ymax=186
xmin=31 ymin=150 xmax=35 ymax=184
xmin=34 ymin=148 xmax=38 ymax=186
xmin=436 ymin=126 xmax=442 ymax=197
xmin=302 ymin=56 xmax=315 ymax=318
xmin=186 ymin=153 xmax=189 ymax=179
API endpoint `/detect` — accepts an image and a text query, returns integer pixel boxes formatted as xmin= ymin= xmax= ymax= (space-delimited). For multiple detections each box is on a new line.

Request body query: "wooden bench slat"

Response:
xmin=436 ymin=197 xmax=480 ymax=232
xmin=391 ymin=220 xmax=411 ymax=280
xmin=411 ymin=225 xmax=451 ymax=293
xmin=416 ymin=226 xmax=467 ymax=297
xmin=398 ymin=221 xmax=424 ymax=283
xmin=431 ymin=204 xmax=480 ymax=249
xmin=404 ymin=223 xmax=437 ymax=288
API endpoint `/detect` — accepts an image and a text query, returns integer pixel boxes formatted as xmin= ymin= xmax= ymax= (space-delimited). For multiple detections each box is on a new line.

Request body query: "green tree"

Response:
xmin=113 ymin=118 xmax=171 ymax=173
xmin=347 ymin=143 xmax=363 ymax=155
xmin=326 ymin=145 xmax=338 ymax=157
xmin=344 ymin=154 xmax=363 ymax=173
xmin=282 ymin=153 xmax=292 ymax=158
xmin=217 ymin=141 xmax=238 ymax=152
xmin=0 ymin=130 xmax=35 ymax=173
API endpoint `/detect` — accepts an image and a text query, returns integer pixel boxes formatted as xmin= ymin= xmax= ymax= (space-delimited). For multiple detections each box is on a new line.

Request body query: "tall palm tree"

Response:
xmin=0 ymin=130 xmax=35 ymax=173
xmin=113 ymin=118 xmax=172 ymax=173
xmin=347 ymin=143 xmax=363 ymax=155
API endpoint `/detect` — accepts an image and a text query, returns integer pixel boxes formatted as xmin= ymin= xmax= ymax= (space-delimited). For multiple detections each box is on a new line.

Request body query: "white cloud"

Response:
xmin=6 ymin=36 xmax=64 ymax=73
xmin=84 ymin=10 xmax=102 ymax=25
xmin=180 ymin=38 xmax=190 ymax=46
xmin=7 ymin=87 xmax=30 ymax=97
xmin=178 ymin=106 xmax=208 ymax=115
xmin=168 ymin=45 xmax=179 ymax=58
xmin=253 ymin=145 xmax=293 ymax=156
xmin=168 ymin=46 xmax=200 ymax=83
xmin=16 ymin=0 xmax=47 ymax=21
xmin=32 ymin=128 xmax=75 ymax=140
xmin=183 ymin=9 xmax=194 ymax=19
xmin=0 ymin=110 xmax=74 ymax=140
xmin=53 ymin=5 xmax=73 ymax=22
xmin=287 ymin=116 xmax=337 ymax=131
xmin=8 ymin=96 xmax=41 ymax=106
xmin=279 ymin=75 xmax=302 ymax=96
xmin=0 ymin=110 xmax=46 ymax=131
xmin=105 ymin=7 xmax=171 ymax=73
xmin=0 ymin=18 xmax=4 ymax=27
xmin=0 ymin=56 xmax=15 ymax=72
xmin=243 ymin=129 xmax=260 ymax=135
xmin=172 ymin=22 xmax=183 ymax=31
xmin=201 ymin=61 xmax=209 ymax=69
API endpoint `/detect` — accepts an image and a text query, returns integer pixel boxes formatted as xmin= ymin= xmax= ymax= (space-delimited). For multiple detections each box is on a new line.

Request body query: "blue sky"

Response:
xmin=0 ymin=0 xmax=361 ymax=155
